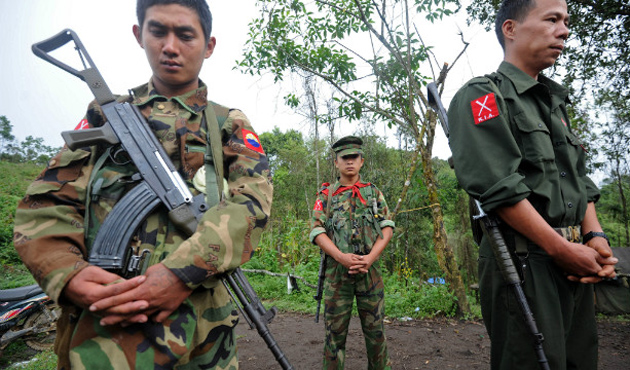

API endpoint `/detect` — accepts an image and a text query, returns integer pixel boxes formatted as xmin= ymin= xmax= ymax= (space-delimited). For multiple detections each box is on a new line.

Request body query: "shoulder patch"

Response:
xmin=242 ymin=129 xmax=265 ymax=154
xmin=470 ymin=93 xmax=499 ymax=125
xmin=313 ymin=199 xmax=324 ymax=211
xmin=74 ymin=118 xmax=90 ymax=131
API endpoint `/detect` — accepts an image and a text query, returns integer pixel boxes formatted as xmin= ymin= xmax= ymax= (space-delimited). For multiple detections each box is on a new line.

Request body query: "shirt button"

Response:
xmin=568 ymin=202 xmax=573 ymax=208
xmin=157 ymin=104 xmax=165 ymax=110
xmin=561 ymin=172 xmax=567 ymax=177
xmin=538 ymin=123 xmax=543 ymax=128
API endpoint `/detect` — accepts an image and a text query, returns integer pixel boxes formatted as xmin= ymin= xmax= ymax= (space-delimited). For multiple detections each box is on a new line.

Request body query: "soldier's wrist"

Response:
xmin=583 ymin=231 xmax=609 ymax=246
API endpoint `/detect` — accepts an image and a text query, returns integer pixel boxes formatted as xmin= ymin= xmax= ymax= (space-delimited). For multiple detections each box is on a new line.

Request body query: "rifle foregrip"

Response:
xmin=61 ymin=123 xmax=119 ymax=150
xmin=483 ymin=224 xmax=521 ymax=285
xmin=88 ymin=182 xmax=161 ymax=274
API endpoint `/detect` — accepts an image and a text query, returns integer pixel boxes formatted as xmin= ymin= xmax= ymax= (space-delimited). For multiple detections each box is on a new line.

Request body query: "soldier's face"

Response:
xmin=335 ymin=154 xmax=364 ymax=178
xmin=133 ymin=4 xmax=215 ymax=97
xmin=503 ymin=0 xmax=569 ymax=77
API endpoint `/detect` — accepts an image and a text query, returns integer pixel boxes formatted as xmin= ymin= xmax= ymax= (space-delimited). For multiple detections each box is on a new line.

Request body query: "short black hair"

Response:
xmin=136 ymin=0 xmax=213 ymax=42
xmin=495 ymin=0 xmax=536 ymax=49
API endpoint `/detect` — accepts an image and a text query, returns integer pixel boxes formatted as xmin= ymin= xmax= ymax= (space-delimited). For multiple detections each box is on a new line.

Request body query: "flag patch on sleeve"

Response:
xmin=470 ymin=93 xmax=499 ymax=124
xmin=242 ymin=129 xmax=265 ymax=154
xmin=74 ymin=118 xmax=89 ymax=130
xmin=314 ymin=199 xmax=324 ymax=211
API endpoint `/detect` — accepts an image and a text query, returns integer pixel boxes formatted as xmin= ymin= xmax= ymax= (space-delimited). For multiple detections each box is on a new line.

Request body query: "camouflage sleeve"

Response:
xmin=309 ymin=186 xmax=329 ymax=243
xmin=375 ymin=186 xmax=395 ymax=230
xmin=13 ymin=147 xmax=93 ymax=303
xmin=13 ymin=100 xmax=113 ymax=302
xmin=160 ymin=109 xmax=273 ymax=289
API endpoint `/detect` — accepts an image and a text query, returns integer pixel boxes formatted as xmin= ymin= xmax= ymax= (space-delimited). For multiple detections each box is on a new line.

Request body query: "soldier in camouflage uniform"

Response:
xmin=13 ymin=1 xmax=272 ymax=369
xmin=310 ymin=136 xmax=394 ymax=370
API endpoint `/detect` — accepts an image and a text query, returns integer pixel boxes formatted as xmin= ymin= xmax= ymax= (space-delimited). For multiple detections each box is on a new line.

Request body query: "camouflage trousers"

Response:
xmin=323 ymin=259 xmax=391 ymax=370
xmin=54 ymin=284 xmax=239 ymax=370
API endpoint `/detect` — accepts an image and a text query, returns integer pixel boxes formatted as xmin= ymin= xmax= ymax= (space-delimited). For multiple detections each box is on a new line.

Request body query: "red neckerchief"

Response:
xmin=332 ymin=181 xmax=371 ymax=205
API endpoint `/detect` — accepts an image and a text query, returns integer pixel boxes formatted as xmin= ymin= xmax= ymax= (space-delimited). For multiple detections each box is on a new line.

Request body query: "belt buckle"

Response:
xmin=568 ymin=225 xmax=581 ymax=243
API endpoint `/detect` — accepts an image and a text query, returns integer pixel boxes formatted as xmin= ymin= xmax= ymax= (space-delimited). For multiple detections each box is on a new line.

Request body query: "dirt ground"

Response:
xmin=236 ymin=312 xmax=630 ymax=369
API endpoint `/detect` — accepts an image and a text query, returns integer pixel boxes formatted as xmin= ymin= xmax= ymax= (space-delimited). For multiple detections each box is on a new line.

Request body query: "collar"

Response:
xmin=331 ymin=178 xmax=371 ymax=205
xmin=130 ymin=79 xmax=209 ymax=115
xmin=497 ymin=61 xmax=569 ymax=102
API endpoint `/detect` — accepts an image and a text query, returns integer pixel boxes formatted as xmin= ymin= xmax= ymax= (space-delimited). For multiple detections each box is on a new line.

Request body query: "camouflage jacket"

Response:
xmin=14 ymin=80 xmax=273 ymax=302
xmin=309 ymin=179 xmax=394 ymax=254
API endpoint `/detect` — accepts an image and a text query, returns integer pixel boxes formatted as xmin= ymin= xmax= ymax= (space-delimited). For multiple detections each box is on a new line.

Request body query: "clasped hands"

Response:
xmin=337 ymin=252 xmax=375 ymax=274
xmin=63 ymin=263 xmax=192 ymax=327
xmin=560 ymin=237 xmax=617 ymax=284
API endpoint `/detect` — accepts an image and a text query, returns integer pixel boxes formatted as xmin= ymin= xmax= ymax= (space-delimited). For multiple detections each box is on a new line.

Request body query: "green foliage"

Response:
xmin=0 ymin=342 xmax=56 ymax=369
xmin=247 ymin=214 xmax=468 ymax=319
xmin=0 ymin=116 xmax=60 ymax=165
xmin=0 ymin=264 xmax=35 ymax=289
xmin=0 ymin=161 xmax=44 ymax=265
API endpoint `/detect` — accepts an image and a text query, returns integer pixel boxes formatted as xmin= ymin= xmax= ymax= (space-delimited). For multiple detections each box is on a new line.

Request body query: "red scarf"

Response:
xmin=332 ymin=182 xmax=370 ymax=205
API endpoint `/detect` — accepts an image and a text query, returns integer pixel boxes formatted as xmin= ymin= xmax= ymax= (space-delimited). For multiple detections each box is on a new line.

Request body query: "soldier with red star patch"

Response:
xmin=446 ymin=0 xmax=616 ymax=369
xmin=309 ymin=135 xmax=395 ymax=369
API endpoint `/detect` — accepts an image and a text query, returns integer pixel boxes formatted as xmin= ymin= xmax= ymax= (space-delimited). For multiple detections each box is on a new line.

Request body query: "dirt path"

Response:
xmin=236 ymin=312 xmax=630 ymax=369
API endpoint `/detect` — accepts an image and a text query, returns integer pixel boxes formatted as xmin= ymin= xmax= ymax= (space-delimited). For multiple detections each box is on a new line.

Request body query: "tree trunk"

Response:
xmin=420 ymin=147 xmax=470 ymax=315
xmin=614 ymin=162 xmax=630 ymax=246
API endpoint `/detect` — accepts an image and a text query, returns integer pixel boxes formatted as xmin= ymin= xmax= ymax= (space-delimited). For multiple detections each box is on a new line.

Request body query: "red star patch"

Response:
xmin=470 ymin=93 xmax=499 ymax=125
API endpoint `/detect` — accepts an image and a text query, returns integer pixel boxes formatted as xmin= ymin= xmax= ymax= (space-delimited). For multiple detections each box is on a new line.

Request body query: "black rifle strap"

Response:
xmin=202 ymin=102 xmax=228 ymax=208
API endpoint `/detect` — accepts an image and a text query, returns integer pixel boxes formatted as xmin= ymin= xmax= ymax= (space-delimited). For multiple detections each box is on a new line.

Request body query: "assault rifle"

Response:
xmin=33 ymin=29 xmax=293 ymax=370
xmin=313 ymin=251 xmax=326 ymax=323
xmin=427 ymin=82 xmax=550 ymax=370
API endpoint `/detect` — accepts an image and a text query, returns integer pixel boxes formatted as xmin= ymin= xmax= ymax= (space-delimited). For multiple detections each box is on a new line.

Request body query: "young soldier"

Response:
xmin=310 ymin=136 xmax=394 ymax=370
xmin=447 ymin=0 xmax=617 ymax=369
xmin=13 ymin=0 xmax=272 ymax=368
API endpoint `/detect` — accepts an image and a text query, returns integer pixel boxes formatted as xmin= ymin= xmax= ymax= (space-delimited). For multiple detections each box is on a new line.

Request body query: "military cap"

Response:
xmin=332 ymin=135 xmax=363 ymax=157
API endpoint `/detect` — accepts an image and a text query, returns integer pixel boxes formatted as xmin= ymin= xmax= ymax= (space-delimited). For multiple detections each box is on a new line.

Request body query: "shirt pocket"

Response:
xmin=513 ymin=112 xmax=555 ymax=163
xmin=565 ymin=130 xmax=587 ymax=177
xmin=26 ymin=148 xmax=91 ymax=195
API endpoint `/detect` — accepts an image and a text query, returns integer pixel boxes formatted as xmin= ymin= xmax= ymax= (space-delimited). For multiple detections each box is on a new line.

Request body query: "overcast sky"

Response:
xmin=0 ymin=1 xmax=503 ymax=159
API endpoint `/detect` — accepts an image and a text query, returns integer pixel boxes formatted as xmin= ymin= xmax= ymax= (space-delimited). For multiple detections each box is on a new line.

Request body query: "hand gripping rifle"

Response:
xmin=33 ymin=29 xmax=293 ymax=370
xmin=427 ymin=82 xmax=550 ymax=370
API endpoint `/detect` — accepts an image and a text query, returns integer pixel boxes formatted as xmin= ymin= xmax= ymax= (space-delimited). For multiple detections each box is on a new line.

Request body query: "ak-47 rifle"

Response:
xmin=32 ymin=29 xmax=293 ymax=370
xmin=313 ymin=251 xmax=326 ymax=323
xmin=427 ymin=82 xmax=550 ymax=370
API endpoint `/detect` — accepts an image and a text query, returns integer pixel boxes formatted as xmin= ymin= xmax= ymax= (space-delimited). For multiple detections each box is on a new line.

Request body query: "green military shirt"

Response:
xmin=447 ymin=62 xmax=599 ymax=228
xmin=309 ymin=179 xmax=394 ymax=254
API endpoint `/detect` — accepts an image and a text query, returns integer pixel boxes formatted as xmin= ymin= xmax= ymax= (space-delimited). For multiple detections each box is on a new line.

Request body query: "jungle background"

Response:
xmin=1 ymin=0 xmax=629 ymax=368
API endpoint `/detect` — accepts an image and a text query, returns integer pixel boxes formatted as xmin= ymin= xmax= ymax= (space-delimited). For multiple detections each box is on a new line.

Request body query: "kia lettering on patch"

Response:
xmin=470 ymin=93 xmax=499 ymax=124
xmin=242 ymin=129 xmax=265 ymax=154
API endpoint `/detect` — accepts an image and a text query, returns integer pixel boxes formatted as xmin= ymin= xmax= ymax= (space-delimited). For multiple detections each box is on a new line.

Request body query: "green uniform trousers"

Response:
xmin=323 ymin=259 xmax=390 ymax=370
xmin=479 ymin=240 xmax=598 ymax=370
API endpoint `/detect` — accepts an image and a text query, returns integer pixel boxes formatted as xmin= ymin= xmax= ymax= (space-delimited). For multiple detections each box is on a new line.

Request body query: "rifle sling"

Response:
xmin=202 ymin=102 xmax=227 ymax=208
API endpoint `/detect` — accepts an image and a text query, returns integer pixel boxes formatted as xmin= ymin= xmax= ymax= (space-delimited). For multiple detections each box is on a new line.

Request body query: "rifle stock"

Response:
xmin=33 ymin=29 xmax=293 ymax=368
xmin=427 ymin=82 xmax=550 ymax=370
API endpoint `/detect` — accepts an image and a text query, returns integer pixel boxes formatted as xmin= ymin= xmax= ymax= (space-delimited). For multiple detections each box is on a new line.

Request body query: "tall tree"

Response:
xmin=239 ymin=0 xmax=471 ymax=314
xmin=595 ymin=89 xmax=630 ymax=246
xmin=0 ymin=116 xmax=15 ymax=155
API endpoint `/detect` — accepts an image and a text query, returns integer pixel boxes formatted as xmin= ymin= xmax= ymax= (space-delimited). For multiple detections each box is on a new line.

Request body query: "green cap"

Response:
xmin=332 ymin=135 xmax=363 ymax=157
